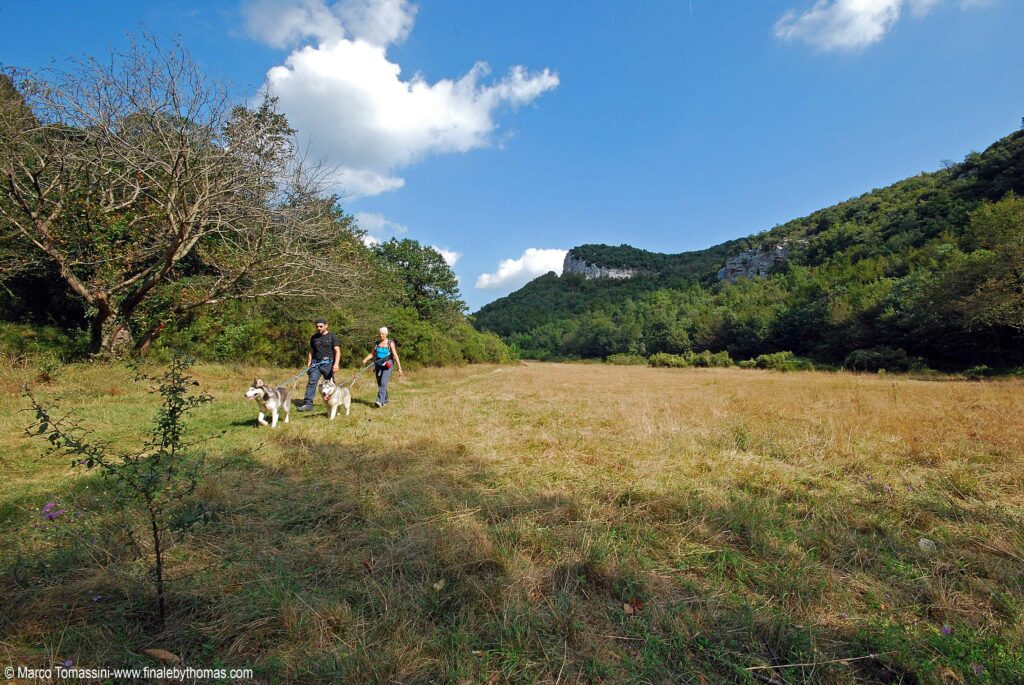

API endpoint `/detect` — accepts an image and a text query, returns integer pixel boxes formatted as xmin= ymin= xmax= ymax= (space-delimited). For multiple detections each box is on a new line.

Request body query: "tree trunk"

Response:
xmin=89 ymin=311 xmax=110 ymax=355
xmin=91 ymin=313 xmax=134 ymax=356
xmin=135 ymin=321 xmax=167 ymax=356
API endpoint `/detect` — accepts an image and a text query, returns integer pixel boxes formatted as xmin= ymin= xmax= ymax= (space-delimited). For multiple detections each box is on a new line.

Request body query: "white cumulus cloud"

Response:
xmin=242 ymin=0 xmax=559 ymax=198
xmin=242 ymin=0 xmax=345 ymax=48
xmin=243 ymin=0 xmax=415 ymax=48
xmin=431 ymin=246 xmax=462 ymax=266
xmin=774 ymin=0 xmax=984 ymax=52
xmin=475 ymin=248 xmax=567 ymax=291
xmin=354 ymin=210 xmax=407 ymax=245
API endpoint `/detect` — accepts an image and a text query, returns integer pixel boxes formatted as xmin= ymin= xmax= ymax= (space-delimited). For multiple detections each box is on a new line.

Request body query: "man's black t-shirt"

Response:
xmin=310 ymin=332 xmax=340 ymax=361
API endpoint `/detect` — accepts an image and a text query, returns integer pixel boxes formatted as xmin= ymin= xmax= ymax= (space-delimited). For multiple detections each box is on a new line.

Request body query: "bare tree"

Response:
xmin=0 ymin=38 xmax=365 ymax=354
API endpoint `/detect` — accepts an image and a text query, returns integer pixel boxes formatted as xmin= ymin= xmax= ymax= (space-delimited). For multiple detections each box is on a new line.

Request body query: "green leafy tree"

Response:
xmin=956 ymin=194 xmax=1024 ymax=332
xmin=372 ymin=238 xmax=465 ymax=320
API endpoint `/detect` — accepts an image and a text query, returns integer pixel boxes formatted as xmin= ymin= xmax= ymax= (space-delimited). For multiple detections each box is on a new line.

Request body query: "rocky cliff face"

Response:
xmin=560 ymin=243 xmax=789 ymax=282
xmin=562 ymin=253 xmax=637 ymax=280
xmin=717 ymin=244 xmax=790 ymax=282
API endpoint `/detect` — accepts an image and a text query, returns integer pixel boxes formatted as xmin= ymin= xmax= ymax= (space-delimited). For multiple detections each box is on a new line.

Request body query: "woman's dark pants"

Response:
xmin=374 ymin=364 xmax=392 ymax=405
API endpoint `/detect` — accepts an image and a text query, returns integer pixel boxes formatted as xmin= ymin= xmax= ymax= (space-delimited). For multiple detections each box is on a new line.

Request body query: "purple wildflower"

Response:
xmin=839 ymin=612 xmax=850 ymax=620
xmin=883 ymin=484 xmax=893 ymax=494
xmin=91 ymin=594 xmax=102 ymax=602
xmin=63 ymin=658 xmax=73 ymax=667
xmin=42 ymin=502 xmax=66 ymax=521
xmin=940 ymin=625 xmax=953 ymax=636
xmin=972 ymin=663 xmax=985 ymax=675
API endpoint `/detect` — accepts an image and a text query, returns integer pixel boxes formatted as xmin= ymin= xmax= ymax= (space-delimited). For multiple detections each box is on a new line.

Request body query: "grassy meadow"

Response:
xmin=1 ymin=359 xmax=1023 ymax=684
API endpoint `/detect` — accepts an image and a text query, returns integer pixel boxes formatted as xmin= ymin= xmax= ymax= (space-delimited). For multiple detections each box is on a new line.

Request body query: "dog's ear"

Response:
xmin=254 ymin=378 xmax=263 ymax=387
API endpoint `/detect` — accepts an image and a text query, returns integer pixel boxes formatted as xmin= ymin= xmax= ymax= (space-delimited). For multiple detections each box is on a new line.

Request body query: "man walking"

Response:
xmin=298 ymin=318 xmax=341 ymax=412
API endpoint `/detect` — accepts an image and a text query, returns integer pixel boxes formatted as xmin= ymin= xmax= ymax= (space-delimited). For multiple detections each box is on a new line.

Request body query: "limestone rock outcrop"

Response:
xmin=562 ymin=253 xmax=637 ymax=280
xmin=717 ymin=244 xmax=790 ymax=282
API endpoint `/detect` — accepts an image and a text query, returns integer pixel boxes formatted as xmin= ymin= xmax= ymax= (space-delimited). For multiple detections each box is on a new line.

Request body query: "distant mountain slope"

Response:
xmin=473 ymin=131 xmax=1024 ymax=368
xmin=566 ymin=240 xmax=750 ymax=277
xmin=475 ymin=238 xmax=747 ymax=339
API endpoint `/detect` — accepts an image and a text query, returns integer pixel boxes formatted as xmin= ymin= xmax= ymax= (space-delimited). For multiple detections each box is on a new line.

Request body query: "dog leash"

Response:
xmin=276 ymin=361 xmax=372 ymax=390
xmin=275 ymin=363 xmax=317 ymax=389
xmin=341 ymin=362 xmax=375 ymax=389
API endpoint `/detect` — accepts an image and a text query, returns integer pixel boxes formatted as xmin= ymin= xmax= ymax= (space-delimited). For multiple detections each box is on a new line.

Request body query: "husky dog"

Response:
xmin=321 ymin=378 xmax=351 ymax=420
xmin=245 ymin=379 xmax=291 ymax=428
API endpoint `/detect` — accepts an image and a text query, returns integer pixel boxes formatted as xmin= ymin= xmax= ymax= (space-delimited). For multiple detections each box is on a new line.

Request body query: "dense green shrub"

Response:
xmin=648 ymin=350 xmax=733 ymax=368
xmin=449 ymin=322 xmax=516 ymax=364
xmin=741 ymin=351 xmax=815 ymax=371
xmin=648 ymin=352 xmax=690 ymax=368
xmin=963 ymin=364 xmax=993 ymax=380
xmin=845 ymin=346 xmax=912 ymax=372
xmin=0 ymin=269 xmax=514 ymax=370
xmin=689 ymin=350 xmax=734 ymax=367
xmin=147 ymin=301 xmax=515 ymax=369
xmin=0 ymin=322 xmax=89 ymax=360
xmin=606 ymin=353 xmax=647 ymax=366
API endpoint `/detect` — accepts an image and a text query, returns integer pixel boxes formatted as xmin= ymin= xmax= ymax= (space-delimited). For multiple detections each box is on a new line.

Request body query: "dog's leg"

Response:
xmin=329 ymin=405 xmax=337 ymax=421
xmin=271 ymin=407 xmax=279 ymax=428
xmin=284 ymin=403 xmax=290 ymax=423
xmin=344 ymin=394 xmax=351 ymax=416
xmin=258 ymin=411 xmax=268 ymax=427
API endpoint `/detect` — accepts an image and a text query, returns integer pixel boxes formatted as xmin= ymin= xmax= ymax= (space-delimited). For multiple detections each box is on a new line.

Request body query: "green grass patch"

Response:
xmin=2 ymin=360 xmax=1022 ymax=683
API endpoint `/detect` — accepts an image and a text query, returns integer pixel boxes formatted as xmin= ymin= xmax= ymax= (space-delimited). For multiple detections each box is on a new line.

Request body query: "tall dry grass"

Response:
xmin=2 ymin=359 xmax=1022 ymax=683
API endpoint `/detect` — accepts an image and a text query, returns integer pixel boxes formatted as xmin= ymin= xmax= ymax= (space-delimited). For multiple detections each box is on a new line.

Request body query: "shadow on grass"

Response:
xmin=3 ymin=437 xmax=1022 ymax=684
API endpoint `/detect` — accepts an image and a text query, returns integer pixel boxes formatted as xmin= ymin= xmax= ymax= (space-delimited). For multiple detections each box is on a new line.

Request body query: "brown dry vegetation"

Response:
xmin=2 ymin=360 xmax=1023 ymax=684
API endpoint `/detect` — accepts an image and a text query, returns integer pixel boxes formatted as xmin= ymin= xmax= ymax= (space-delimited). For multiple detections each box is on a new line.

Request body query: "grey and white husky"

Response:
xmin=320 ymin=378 xmax=351 ymax=420
xmin=245 ymin=378 xmax=291 ymax=428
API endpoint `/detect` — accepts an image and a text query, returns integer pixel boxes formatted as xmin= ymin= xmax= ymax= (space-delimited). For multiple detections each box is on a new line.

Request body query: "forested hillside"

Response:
xmin=569 ymin=241 xmax=750 ymax=277
xmin=473 ymin=131 xmax=1024 ymax=370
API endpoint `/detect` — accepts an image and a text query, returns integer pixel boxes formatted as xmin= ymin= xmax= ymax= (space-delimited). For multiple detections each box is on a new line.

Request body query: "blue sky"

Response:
xmin=2 ymin=1 xmax=1021 ymax=310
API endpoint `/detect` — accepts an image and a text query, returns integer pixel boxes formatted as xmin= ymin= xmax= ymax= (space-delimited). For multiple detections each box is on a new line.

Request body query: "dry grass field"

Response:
xmin=1 ymin=360 xmax=1023 ymax=683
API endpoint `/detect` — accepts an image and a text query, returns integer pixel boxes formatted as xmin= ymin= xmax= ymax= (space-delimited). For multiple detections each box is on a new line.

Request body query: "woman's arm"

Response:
xmin=390 ymin=340 xmax=403 ymax=375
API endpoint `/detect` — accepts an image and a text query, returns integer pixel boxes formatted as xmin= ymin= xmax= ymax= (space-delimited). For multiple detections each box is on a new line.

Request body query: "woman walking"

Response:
xmin=362 ymin=327 xmax=403 ymax=407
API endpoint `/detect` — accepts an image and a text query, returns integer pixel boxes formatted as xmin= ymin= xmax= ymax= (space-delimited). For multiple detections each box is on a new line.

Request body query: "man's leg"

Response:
xmin=302 ymin=363 xmax=323 ymax=408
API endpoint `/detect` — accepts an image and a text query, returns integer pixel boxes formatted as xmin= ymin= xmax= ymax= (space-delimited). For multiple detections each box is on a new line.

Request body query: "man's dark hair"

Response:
xmin=315 ymin=318 xmax=328 ymax=325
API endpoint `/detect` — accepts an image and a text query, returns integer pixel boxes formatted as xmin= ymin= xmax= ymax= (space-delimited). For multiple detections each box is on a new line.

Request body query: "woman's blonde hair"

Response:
xmin=379 ymin=326 xmax=389 ymax=337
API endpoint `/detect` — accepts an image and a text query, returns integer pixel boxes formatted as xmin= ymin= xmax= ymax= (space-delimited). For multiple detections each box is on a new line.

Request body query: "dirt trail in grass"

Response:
xmin=2 ymin=361 xmax=1023 ymax=683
